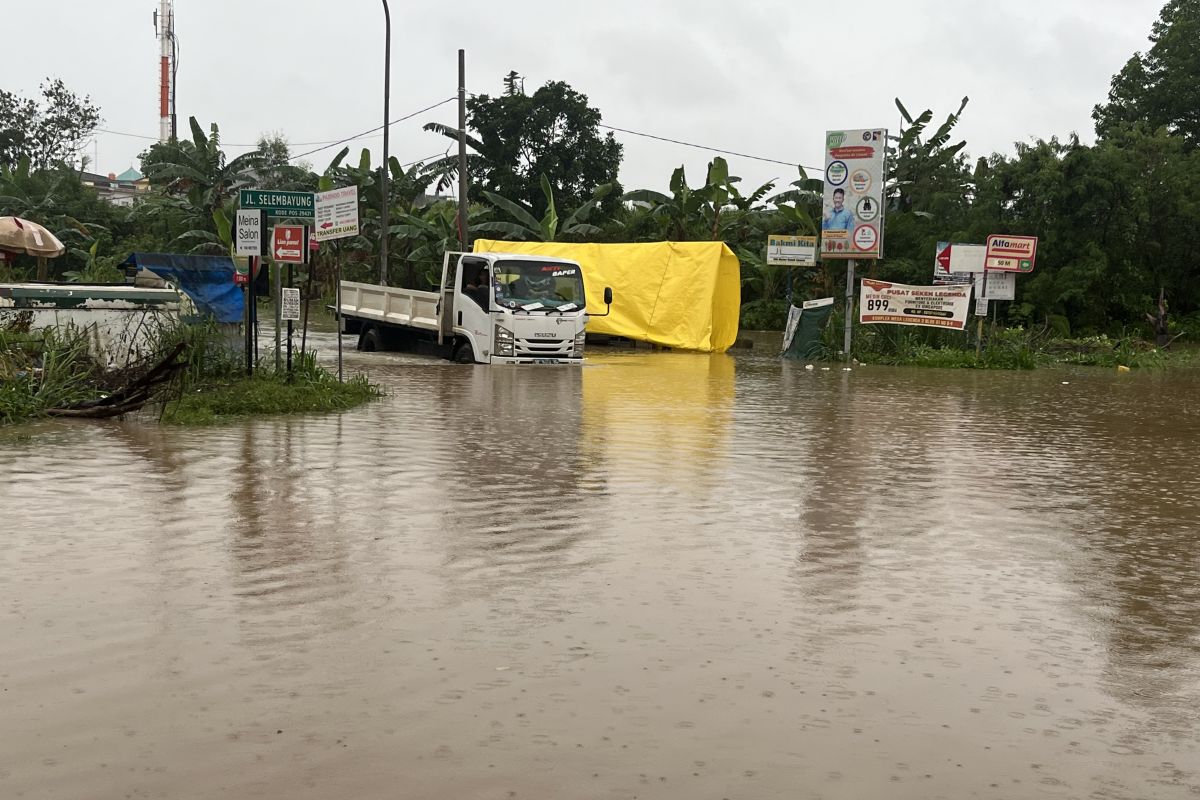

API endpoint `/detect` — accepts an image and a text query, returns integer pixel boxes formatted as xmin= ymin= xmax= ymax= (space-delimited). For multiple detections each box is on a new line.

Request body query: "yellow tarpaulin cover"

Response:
xmin=473 ymin=240 xmax=741 ymax=353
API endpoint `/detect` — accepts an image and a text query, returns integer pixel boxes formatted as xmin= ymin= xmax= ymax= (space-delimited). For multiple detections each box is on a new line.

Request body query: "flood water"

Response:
xmin=3 ymin=334 xmax=1200 ymax=799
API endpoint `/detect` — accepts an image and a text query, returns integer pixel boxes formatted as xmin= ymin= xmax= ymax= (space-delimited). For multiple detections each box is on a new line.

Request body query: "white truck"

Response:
xmin=337 ymin=251 xmax=611 ymax=364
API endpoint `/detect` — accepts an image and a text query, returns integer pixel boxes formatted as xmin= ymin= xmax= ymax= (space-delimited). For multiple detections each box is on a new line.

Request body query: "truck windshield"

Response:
xmin=493 ymin=260 xmax=585 ymax=310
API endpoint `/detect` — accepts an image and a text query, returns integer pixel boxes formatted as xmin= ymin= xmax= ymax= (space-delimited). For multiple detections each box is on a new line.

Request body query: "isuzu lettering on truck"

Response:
xmin=337 ymin=251 xmax=612 ymax=364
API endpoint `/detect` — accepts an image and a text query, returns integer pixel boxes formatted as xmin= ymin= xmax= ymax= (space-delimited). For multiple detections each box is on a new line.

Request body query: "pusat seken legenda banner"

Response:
xmin=859 ymin=279 xmax=972 ymax=330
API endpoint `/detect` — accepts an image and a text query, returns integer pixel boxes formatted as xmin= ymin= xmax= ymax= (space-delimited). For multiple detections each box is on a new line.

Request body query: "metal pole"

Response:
xmin=457 ymin=48 xmax=469 ymax=251
xmin=286 ymin=263 xmax=294 ymax=376
xmin=336 ymin=243 xmax=344 ymax=383
xmin=244 ymin=256 xmax=253 ymax=376
xmin=380 ymin=0 xmax=391 ymax=286
xmin=274 ymin=258 xmax=282 ymax=373
xmin=976 ymin=270 xmax=989 ymax=357
xmin=843 ymin=259 xmax=855 ymax=358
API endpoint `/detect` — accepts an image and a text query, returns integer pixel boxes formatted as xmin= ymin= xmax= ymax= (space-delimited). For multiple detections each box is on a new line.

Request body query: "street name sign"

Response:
xmin=985 ymin=234 xmax=1038 ymax=272
xmin=314 ymin=186 xmax=360 ymax=241
xmin=272 ymin=225 xmax=307 ymax=263
xmin=240 ymin=189 xmax=314 ymax=219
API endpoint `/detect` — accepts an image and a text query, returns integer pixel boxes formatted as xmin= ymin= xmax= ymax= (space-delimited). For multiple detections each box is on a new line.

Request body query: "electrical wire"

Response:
xmin=461 ymin=89 xmax=824 ymax=175
xmin=288 ymin=97 xmax=456 ymax=162
xmin=598 ymin=123 xmax=825 ymax=175
xmin=95 ymin=96 xmax=456 ymax=154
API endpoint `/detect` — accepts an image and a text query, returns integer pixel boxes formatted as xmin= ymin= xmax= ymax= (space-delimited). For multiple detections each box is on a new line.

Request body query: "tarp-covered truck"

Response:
xmin=472 ymin=240 xmax=740 ymax=353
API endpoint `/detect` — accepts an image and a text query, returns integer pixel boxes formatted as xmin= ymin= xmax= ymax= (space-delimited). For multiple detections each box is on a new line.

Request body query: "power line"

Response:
xmin=460 ymin=90 xmax=824 ymax=175
xmin=289 ymin=97 xmax=456 ymax=162
xmin=598 ymin=123 xmax=825 ymax=175
xmin=93 ymin=96 xmax=456 ymax=157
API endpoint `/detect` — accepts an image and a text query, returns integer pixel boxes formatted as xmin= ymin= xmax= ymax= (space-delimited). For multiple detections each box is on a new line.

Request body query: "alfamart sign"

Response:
xmin=859 ymin=279 xmax=972 ymax=330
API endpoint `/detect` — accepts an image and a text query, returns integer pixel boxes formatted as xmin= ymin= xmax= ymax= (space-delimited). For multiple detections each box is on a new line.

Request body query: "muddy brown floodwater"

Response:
xmin=3 ymin=335 xmax=1200 ymax=800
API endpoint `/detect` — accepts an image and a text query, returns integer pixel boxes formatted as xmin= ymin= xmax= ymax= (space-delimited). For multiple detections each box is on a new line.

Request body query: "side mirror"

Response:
xmin=603 ymin=287 xmax=613 ymax=306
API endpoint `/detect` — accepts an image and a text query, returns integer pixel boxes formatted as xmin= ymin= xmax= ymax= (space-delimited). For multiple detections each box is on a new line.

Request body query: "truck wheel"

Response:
xmin=453 ymin=340 xmax=476 ymax=364
xmin=360 ymin=327 xmax=383 ymax=352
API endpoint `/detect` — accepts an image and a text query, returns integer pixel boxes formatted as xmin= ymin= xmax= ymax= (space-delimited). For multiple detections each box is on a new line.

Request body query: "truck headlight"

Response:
xmin=495 ymin=325 xmax=514 ymax=356
xmin=573 ymin=329 xmax=586 ymax=354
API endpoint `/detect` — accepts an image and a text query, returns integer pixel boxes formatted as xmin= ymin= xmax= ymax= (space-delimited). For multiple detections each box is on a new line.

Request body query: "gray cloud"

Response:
xmin=3 ymin=0 xmax=1166 ymax=194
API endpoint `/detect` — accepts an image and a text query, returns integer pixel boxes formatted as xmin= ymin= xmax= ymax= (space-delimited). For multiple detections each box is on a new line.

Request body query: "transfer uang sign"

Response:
xmin=860 ymin=279 xmax=972 ymax=330
xmin=314 ymin=186 xmax=360 ymax=242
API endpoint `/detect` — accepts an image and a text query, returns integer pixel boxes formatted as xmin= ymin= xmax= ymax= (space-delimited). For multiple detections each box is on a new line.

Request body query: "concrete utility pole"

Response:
xmin=458 ymin=49 xmax=469 ymax=251
xmin=380 ymin=0 xmax=392 ymax=285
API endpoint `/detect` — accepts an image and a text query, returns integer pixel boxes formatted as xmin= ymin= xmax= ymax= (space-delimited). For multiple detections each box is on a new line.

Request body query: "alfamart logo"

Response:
xmin=827 ymin=132 xmax=847 ymax=148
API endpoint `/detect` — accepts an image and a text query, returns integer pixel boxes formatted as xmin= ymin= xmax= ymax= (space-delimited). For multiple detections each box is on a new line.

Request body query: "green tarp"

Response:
xmin=781 ymin=298 xmax=835 ymax=360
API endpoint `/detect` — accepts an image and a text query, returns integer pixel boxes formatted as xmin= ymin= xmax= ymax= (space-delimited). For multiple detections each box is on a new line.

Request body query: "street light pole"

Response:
xmin=380 ymin=0 xmax=391 ymax=286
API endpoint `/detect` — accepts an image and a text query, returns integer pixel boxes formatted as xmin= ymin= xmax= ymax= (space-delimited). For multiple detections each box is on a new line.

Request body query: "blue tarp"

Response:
xmin=122 ymin=253 xmax=243 ymax=323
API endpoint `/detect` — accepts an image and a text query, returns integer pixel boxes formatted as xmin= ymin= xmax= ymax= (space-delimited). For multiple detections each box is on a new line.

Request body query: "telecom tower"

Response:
xmin=153 ymin=0 xmax=177 ymax=141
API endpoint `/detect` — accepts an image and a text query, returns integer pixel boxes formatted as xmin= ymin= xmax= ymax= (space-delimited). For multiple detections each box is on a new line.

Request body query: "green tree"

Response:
xmin=0 ymin=79 xmax=102 ymax=171
xmin=1094 ymin=0 xmax=1200 ymax=145
xmin=425 ymin=73 xmax=622 ymax=217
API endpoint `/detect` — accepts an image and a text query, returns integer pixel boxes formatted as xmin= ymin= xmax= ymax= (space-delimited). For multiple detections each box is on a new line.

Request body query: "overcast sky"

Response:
xmin=5 ymin=0 xmax=1165 ymax=194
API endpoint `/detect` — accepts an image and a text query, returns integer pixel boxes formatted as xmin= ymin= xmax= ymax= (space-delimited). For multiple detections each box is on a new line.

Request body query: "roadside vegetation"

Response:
xmin=795 ymin=316 xmax=1196 ymax=370
xmin=0 ymin=321 xmax=378 ymax=427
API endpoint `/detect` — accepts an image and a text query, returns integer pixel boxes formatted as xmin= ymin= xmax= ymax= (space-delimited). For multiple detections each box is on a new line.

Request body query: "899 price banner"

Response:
xmin=860 ymin=279 xmax=972 ymax=331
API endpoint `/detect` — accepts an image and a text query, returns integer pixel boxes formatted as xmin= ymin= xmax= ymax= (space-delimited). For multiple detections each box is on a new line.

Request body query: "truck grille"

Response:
xmin=516 ymin=337 xmax=573 ymax=357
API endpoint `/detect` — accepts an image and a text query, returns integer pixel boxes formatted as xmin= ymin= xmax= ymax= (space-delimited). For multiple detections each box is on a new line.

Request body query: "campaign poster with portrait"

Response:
xmin=821 ymin=128 xmax=887 ymax=260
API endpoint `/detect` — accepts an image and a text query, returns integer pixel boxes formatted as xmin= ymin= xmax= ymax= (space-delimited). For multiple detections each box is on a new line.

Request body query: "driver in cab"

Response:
xmin=464 ymin=266 xmax=490 ymax=308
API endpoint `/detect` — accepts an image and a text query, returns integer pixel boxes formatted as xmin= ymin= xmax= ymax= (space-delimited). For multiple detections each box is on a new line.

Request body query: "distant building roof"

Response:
xmin=116 ymin=167 xmax=143 ymax=182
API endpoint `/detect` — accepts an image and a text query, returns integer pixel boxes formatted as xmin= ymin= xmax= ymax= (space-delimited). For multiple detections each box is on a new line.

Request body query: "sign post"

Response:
xmin=235 ymin=209 xmax=267 ymax=375
xmin=821 ymin=128 xmax=887 ymax=358
xmin=314 ymin=188 xmax=363 ymax=383
xmin=271 ymin=224 xmax=308 ymax=374
xmin=768 ymin=235 xmax=817 ymax=305
xmin=984 ymin=234 xmax=1038 ymax=273
xmin=314 ymin=186 xmax=360 ymax=241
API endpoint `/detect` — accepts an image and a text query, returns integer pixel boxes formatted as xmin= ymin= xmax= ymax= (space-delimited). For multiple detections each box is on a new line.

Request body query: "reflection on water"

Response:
xmin=2 ymin=347 xmax=1200 ymax=799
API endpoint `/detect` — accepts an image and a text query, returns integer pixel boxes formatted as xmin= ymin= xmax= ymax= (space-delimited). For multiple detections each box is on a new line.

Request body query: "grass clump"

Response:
xmin=163 ymin=352 xmax=379 ymax=425
xmin=1 ymin=317 xmax=380 ymax=426
xmin=1 ymin=326 xmax=111 ymax=424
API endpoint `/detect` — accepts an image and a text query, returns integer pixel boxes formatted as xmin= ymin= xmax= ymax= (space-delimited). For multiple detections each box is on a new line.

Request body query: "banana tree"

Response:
xmin=622 ymin=157 xmax=767 ymax=241
xmin=482 ymin=175 xmax=612 ymax=242
xmin=143 ymin=118 xmax=263 ymax=242
xmin=388 ymin=201 xmax=520 ymax=288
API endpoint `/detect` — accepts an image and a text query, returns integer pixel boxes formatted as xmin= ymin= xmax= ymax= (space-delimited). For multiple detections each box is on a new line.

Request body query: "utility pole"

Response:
xmin=380 ymin=0 xmax=392 ymax=285
xmin=843 ymin=259 xmax=855 ymax=359
xmin=457 ymin=49 xmax=469 ymax=251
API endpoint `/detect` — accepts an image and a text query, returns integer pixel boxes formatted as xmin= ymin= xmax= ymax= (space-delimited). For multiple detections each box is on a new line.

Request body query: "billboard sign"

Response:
xmin=860 ymin=279 xmax=972 ymax=330
xmin=821 ymin=128 xmax=887 ymax=260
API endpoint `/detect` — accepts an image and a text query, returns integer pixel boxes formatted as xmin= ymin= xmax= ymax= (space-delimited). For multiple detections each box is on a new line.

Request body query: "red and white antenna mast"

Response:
xmin=154 ymin=0 xmax=176 ymax=141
